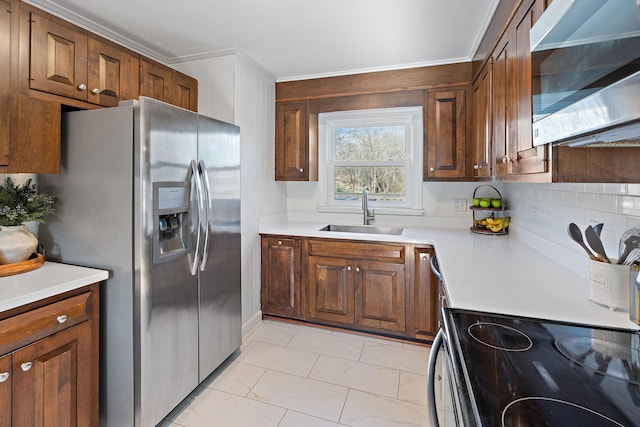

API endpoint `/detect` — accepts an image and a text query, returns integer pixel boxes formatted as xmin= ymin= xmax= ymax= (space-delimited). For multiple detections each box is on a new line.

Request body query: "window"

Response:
xmin=319 ymin=107 xmax=423 ymax=214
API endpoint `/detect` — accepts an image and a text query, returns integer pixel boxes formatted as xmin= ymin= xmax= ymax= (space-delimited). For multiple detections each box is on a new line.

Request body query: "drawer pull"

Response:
xmin=0 ymin=372 xmax=9 ymax=382
xmin=57 ymin=315 xmax=68 ymax=324
xmin=21 ymin=362 xmax=32 ymax=372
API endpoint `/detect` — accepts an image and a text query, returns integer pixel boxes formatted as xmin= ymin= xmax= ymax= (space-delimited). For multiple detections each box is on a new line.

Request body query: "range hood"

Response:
xmin=530 ymin=0 xmax=640 ymax=146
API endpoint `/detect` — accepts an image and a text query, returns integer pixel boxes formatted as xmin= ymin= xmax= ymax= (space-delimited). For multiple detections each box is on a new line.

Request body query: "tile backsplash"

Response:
xmin=503 ymin=183 xmax=640 ymax=275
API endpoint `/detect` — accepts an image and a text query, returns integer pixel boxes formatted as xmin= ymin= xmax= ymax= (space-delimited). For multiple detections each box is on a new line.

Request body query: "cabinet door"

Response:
xmin=472 ymin=62 xmax=492 ymax=178
xmin=140 ymin=59 xmax=171 ymax=103
xmin=492 ymin=35 xmax=516 ymax=177
xmin=0 ymin=354 xmax=11 ymax=427
xmin=355 ymin=260 xmax=406 ymax=333
xmin=12 ymin=322 xmax=94 ymax=427
xmin=413 ymin=248 xmax=438 ymax=339
xmin=29 ymin=10 xmax=88 ymax=101
xmin=276 ymin=101 xmax=309 ymax=181
xmin=87 ymin=37 xmax=139 ymax=107
xmin=424 ymin=89 xmax=467 ymax=179
xmin=307 ymin=256 xmax=355 ymax=324
xmin=261 ymin=237 xmax=301 ymax=318
xmin=514 ymin=0 xmax=549 ymax=176
xmin=170 ymin=71 xmax=198 ymax=112
xmin=0 ymin=0 xmax=11 ymax=167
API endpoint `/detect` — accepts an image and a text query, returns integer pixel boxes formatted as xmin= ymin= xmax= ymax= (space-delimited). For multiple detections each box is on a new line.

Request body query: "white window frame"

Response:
xmin=318 ymin=106 xmax=423 ymax=215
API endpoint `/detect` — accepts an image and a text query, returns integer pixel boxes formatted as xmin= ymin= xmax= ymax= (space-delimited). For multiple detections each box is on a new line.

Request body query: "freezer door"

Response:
xmin=197 ymin=115 xmax=242 ymax=381
xmin=136 ymin=97 xmax=200 ymax=426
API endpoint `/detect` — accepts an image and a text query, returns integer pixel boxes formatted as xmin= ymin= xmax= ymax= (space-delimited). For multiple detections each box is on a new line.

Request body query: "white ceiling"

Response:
xmin=27 ymin=0 xmax=499 ymax=82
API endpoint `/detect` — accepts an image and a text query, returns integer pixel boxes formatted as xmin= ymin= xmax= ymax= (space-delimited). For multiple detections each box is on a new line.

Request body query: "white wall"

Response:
xmin=503 ymin=182 xmax=640 ymax=278
xmin=175 ymin=53 xmax=287 ymax=335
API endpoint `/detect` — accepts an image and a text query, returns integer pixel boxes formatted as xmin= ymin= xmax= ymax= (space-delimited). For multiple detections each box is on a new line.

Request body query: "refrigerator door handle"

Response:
xmin=198 ymin=160 xmax=212 ymax=271
xmin=188 ymin=160 xmax=204 ymax=275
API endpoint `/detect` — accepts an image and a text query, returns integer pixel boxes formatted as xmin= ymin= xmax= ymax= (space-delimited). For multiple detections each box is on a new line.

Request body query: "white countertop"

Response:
xmin=261 ymin=219 xmax=640 ymax=331
xmin=0 ymin=262 xmax=109 ymax=312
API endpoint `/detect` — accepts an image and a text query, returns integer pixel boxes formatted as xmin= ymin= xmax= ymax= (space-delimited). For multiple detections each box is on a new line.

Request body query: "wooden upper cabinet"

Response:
xmin=472 ymin=61 xmax=492 ymax=178
xmin=171 ymin=71 xmax=198 ymax=111
xmin=0 ymin=0 xmax=11 ymax=167
xmin=276 ymin=101 xmax=317 ymax=181
xmin=424 ymin=89 xmax=468 ymax=180
xmin=513 ymin=0 xmax=549 ymax=176
xmin=492 ymin=34 xmax=516 ymax=177
xmin=87 ymin=37 xmax=139 ymax=107
xmin=140 ymin=59 xmax=198 ymax=112
xmin=29 ymin=10 xmax=88 ymax=101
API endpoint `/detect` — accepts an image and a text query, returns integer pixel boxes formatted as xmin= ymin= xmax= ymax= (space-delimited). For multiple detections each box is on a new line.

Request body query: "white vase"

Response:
xmin=0 ymin=225 xmax=38 ymax=264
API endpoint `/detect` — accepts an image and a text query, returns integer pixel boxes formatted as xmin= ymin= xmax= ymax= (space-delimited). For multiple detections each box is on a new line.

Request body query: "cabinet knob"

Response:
xmin=347 ymin=266 xmax=352 ymax=271
xmin=57 ymin=314 xmax=67 ymax=324
xmin=0 ymin=372 xmax=9 ymax=382
xmin=421 ymin=254 xmax=428 ymax=260
xmin=473 ymin=164 xmax=479 ymax=170
xmin=356 ymin=266 xmax=360 ymax=272
xmin=77 ymin=84 xmax=87 ymax=91
xmin=299 ymin=168 xmax=304 ymax=173
xmin=21 ymin=362 xmax=32 ymax=372
xmin=429 ymin=167 xmax=435 ymax=172
xmin=277 ymin=240 xmax=282 ymax=245
xmin=91 ymin=88 xmax=100 ymax=94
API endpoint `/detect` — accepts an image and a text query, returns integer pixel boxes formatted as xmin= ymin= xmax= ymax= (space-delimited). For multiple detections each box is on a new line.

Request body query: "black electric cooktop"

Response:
xmin=446 ymin=309 xmax=640 ymax=427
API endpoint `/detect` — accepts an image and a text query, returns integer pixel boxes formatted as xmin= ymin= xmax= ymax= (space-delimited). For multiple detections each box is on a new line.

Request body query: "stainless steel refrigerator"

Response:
xmin=39 ymin=96 xmax=241 ymax=427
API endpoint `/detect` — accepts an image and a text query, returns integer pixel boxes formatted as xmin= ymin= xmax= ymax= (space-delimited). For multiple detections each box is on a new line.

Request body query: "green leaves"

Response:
xmin=0 ymin=178 xmax=55 ymax=227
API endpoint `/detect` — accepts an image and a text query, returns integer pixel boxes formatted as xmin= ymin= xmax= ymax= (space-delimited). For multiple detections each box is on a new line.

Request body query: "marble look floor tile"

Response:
xmin=167 ymin=388 xmax=285 ymax=427
xmin=340 ymin=389 xmax=429 ymax=427
xmin=279 ymin=410 xmax=349 ymax=427
xmin=245 ymin=321 xmax=299 ymax=346
xmin=398 ymin=371 xmax=427 ymax=406
xmin=247 ymin=370 xmax=349 ymax=422
xmin=235 ymin=340 xmax=319 ymax=376
xmin=205 ymin=361 xmax=266 ymax=396
xmin=287 ymin=329 xmax=364 ymax=361
xmin=331 ymin=330 xmax=404 ymax=347
xmin=359 ymin=342 xmax=429 ymax=375
xmin=309 ymin=355 xmax=400 ymax=398
xmin=403 ymin=342 xmax=430 ymax=353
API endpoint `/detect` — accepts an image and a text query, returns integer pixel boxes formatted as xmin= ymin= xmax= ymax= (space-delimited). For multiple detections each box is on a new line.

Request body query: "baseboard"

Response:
xmin=242 ymin=310 xmax=262 ymax=341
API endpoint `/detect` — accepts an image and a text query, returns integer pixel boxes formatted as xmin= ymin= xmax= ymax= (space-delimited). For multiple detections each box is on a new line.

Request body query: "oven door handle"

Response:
xmin=428 ymin=328 xmax=444 ymax=427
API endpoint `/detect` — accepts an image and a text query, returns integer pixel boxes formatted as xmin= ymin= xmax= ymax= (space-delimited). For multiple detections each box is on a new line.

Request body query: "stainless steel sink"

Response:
xmin=318 ymin=224 xmax=404 ymax=235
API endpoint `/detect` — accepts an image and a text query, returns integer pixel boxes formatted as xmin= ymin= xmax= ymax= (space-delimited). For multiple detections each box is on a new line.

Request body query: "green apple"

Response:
xmin=472 ymin=198 xmax=481 ymax=207
xmin=479 ymin=198 xmax=491 ymax=208
xmin=490 ymin=198 xmax=502 ymax=208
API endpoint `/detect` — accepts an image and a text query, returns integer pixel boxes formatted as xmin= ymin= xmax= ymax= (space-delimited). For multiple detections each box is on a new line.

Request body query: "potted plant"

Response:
xmin=0 ymin=177 xmax=55 ymax=264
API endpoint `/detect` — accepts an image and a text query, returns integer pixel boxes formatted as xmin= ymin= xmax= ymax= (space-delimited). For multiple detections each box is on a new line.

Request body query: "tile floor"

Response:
xmin=160 ymin=319 xmax=432 ymax=427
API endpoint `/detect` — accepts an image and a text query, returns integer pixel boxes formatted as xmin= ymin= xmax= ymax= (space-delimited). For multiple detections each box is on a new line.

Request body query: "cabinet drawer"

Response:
xmin=308 ymin=239 xmax=405 ymax=263
xmin=0 ymin=291 xmax=92 ymax=355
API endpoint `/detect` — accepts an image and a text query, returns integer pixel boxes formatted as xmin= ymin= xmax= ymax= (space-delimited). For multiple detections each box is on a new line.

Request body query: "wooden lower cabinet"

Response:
xmin=261 ymin=236 xmax=441 ymax=341
xmin=0 ymin=283 xmax=99 ymax=427
xmin=261 ymin=236 xmax=302 ymax=318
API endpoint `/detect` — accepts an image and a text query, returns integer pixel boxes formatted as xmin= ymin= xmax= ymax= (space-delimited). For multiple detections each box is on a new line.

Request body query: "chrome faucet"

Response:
xmin=362 ymin=188 xmax=375 ymax=225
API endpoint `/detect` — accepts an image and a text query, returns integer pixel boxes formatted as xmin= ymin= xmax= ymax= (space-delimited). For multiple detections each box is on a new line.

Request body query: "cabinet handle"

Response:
xmin=0 ymin=372 xmax=9 ymax=382
xmin=356 ymin=266 xmax=360 ymax=272
xmin=78 ymin=84 xmax=87 ymax=91
xmin=21 ymin=362 xmax=32 ymax=372
xmin=91 ymin=88 xmax=100 ymax=94
xmin=299 ymin=168 xmax=304 ymax=173
xmin=277 ymin=240 xmax=282 ymax=245
xmin=429 ymin=167 xmax=435 ymax=172
xmin=57 ymin=314 xmax=67 ymax=324
xmin=347 ymin=266 xmax=352 ymax=271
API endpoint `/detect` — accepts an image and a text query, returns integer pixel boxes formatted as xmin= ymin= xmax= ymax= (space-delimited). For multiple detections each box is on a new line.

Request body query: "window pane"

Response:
xmin=335 ymin=126 xmax=405 ymax=161
xmin=334 ymin=166 xmax=406 ymax=202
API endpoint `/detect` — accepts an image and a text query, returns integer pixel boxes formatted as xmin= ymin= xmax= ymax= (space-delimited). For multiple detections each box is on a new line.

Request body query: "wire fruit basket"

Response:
xmin=470 ymin=185 xmax=510 ymax=235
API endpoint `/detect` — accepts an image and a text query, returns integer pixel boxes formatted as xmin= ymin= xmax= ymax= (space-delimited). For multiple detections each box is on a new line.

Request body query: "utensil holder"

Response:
xmin=589 ymin=259 xmax=630 ymax=311
xmin=631 ymin=264 xmax=640 ymax=325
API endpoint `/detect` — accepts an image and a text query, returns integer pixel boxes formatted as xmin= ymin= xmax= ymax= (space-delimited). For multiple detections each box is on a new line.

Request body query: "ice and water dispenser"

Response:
xmin=153 ymin=182 xmax=191 ymax=263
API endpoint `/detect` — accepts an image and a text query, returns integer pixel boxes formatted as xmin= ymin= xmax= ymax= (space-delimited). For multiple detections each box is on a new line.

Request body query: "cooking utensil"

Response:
xmin=593 ymin=222 xmax=604 ymax=237
xmin=624 ymin=248 xmax=640 ymax=265
xmin=585 ymin=225 xmax=611 ymax=263
xmin=619 ymin=228 xmax=640 ymax=261
xmin=568 ymin=223 xmax=598 ymax=261
xmin=618 ymin=236 xmax=640 ymax=264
